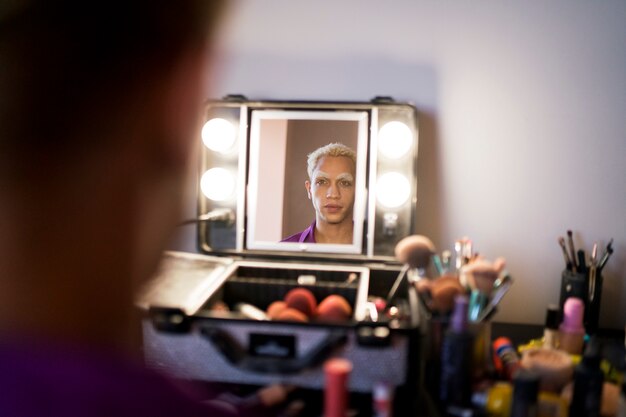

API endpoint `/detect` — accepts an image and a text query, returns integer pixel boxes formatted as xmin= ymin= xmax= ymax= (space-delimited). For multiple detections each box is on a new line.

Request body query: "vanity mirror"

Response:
xmin=140 ymin=98 xmax=426 ymax=412
xmin=197 ymin=96 xmax=419 ymax=260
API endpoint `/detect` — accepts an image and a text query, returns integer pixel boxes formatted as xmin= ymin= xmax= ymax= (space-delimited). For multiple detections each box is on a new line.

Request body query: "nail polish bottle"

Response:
xmin=559 ymin=297 xmax=585 ymax=355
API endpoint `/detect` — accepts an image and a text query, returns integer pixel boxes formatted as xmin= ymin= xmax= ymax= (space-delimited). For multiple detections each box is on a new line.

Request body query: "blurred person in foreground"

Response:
xmin=0 ymin=1 xmax=282 ymax=416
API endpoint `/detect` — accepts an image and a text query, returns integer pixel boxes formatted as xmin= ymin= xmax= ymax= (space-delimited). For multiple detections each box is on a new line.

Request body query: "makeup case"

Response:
xmin=136 ymin=97 xmax=429 ymax=413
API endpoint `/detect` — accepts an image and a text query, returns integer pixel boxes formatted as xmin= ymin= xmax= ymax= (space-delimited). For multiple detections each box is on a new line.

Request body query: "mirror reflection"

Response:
xmin=281 ymin=143 xmax=356 ymax=244
xmin=246 ymin=110 xmax=369 ymax=254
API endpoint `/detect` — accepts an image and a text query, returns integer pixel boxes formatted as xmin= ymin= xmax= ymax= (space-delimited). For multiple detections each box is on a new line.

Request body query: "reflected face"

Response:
xmin=305 ymin=156 xmax=356 ymax=227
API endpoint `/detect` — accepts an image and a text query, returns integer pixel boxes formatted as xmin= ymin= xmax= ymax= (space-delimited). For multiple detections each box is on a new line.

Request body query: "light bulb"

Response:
xmin=201 ymin=118 xmax=236 ymax=154
xmin=200 ymin=168 xmax=235 ymax=201
xmin=376 ymin=172 xmax=410 ymax=208
xmin=378 ymin=121 xmax=413 ymax=159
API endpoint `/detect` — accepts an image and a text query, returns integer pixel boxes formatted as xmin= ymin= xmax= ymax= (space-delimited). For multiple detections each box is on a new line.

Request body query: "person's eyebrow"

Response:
xmin=336 ymin=173 xmax=354 ymax=182
xmin=314 ymin=171 xmax=330 ymax=180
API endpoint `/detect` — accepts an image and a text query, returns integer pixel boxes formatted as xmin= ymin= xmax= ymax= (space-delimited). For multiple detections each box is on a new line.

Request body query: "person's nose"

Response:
xmin=326 ymin=182 xmax=340 ymax=199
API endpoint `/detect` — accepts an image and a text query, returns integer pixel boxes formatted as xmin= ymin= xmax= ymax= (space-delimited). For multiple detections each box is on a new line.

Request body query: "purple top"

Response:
xmin=280 ymin=220 xmax=316 ymax=243
xmin=0 ymin=337 xmax=253 ymax=417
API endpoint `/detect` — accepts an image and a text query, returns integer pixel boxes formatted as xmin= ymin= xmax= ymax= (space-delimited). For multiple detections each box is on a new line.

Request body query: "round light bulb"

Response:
xmin=201 ymin=118 xmax=236 ymax=154
xmin=378 ymin=121 xmax=413 ymax=159
xmin=200 ymin=168 xmax=235 ymax=201
xmin=376 ymin=172 xmax=411 ymax=208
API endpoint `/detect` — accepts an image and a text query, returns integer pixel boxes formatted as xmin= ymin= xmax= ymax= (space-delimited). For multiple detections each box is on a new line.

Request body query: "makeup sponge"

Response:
xmin=266 ymin=301 xmax=288 ymax=319
xmin=284 ymin=288 xmax=317 ymax=318
xmin=317 ymin=295 xmax=352 ymax=322
xmin=275 ymin=307 xmax=309 ymax=322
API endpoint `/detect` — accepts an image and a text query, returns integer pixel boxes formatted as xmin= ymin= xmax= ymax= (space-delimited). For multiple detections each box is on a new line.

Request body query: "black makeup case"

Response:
xmin=136 ymin=98 xmax=431 ymax=414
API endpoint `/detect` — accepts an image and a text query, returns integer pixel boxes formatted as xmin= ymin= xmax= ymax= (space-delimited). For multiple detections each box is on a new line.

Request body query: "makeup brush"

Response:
xmin=558 ymin=237 xmax=573 ymax=271
xmin=598 ymin=245 xmax=614 ymax=271
xmin=598 ymin=238 xmax=614 ymax=271
xmin=459 ymin=259 xmax=501 ymax=293
xmin=394 ymin=235 xmax=436 ymax=269
xmin=477 ymin=272 xmax=513 ymax=322
xmin=567 ymin=230 xmax=578 ymax=272
xmin=589 ymin=242 xmax=598 ymax=302
xmin=441 ymin=250 xmax=452 ymax=272
xmin=387 ymin=235 xmax=436 ymax=305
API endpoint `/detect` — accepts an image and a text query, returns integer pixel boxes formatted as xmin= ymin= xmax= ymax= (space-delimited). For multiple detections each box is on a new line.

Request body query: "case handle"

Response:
xmin=200 ymin=326 xmax=347 ymax=374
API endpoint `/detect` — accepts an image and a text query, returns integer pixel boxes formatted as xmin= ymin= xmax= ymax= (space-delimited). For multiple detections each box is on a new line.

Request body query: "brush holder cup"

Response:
xmin=423 ymin=314 xmax=493 ymax=408
xmin=559 ymin=269 xmax=603 ymax=335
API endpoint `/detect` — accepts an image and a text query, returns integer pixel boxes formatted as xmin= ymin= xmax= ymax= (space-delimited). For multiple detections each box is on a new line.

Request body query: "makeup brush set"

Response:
xmin=388 ymin=235 xmax=516 ymax=411
xmin=399 ymin=235 xmax=514 ymax=323
xmin=558 ymin=230 xmax=614 ymax=335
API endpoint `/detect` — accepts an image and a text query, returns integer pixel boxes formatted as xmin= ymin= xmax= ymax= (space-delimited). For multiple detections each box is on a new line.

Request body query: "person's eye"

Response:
xmin=316 ymin=179 xmax=327 ymax=186
xmin=341 ymin=180 xmax=353 ymax=187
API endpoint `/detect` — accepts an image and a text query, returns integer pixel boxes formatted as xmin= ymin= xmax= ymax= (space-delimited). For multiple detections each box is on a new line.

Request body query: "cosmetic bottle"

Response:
xmin=372 ymin=381 xmax=393 ymax=417
xmin=510 ymin=369 xmax=539 ymax=417
xmin=542 ymin=305 xmax=560 ymax=349
xmin=537 ymin=392 xmax=568 ymax=417
xmin=492 ymin=337 xmax=521 ymax=380
xmin=323 ymin=358 xmax=352 ymax=417
xmin=559 ymin=297 xmax=585 ymax=355
xmin=440 ymin=295 xmax=474 ymax=408
xmin=569 ymin=337 xmax=604 ymax=417
xmin=471 ymin=381 xmax=513 ymax=417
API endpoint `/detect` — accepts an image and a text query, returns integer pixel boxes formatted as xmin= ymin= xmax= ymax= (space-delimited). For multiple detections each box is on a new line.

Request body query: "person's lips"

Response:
xmin=324 ymin=204 xmax=342 ymax=213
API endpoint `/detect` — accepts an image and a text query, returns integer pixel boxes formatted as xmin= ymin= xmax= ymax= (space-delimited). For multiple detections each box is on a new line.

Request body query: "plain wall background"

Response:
xmin=251 ymin=119 xmax=287 ymax=242
xmin=174 ymin=1 xmax=626 ymax=329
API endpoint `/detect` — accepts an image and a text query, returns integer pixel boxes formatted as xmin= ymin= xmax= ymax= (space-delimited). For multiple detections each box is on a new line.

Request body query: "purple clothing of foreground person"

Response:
xmin=280 ymin=221 xmax=316 ymax=243
xmin=0 ymin=338 xmax=237 ymax=417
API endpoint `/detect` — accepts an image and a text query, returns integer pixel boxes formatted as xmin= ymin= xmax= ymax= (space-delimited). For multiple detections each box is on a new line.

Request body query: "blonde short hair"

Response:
xmin=307 ymin=143 xmax=356 ymax=179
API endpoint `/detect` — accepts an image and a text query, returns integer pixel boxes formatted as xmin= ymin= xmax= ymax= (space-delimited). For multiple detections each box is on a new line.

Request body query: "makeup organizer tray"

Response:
xmin=140 ymin=251 xmax=426 ymax=401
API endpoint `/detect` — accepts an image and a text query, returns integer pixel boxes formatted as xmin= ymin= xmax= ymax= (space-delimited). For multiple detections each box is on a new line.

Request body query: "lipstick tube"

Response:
xmin=324 ymin=358 xmax=352 ymax=417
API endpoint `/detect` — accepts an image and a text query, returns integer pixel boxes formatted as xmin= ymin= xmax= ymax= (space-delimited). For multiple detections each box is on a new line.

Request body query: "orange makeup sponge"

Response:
xmin=284 ymin=288 xmax=317 ymax=318
xmin=275 ymin=307 xmax=309 ymax=322
xmin=317 ymin=295 xmax=352 ymax=322
xmin=266 ymin=301 xmax=288 ymax=319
